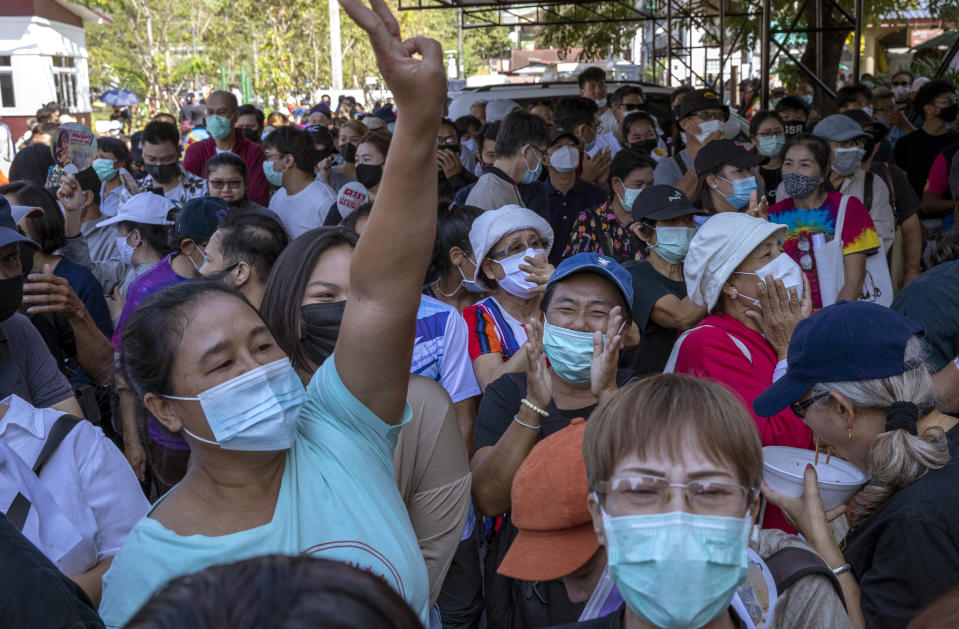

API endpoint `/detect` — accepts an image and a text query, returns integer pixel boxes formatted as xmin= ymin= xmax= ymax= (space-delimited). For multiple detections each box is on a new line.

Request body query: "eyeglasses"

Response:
xmin=891 ymin=80 xmax=910 ymax=87
xmin=791 ymin=392 xmax=829 ymax=418
xmin=755 ymin=129 xmax=785 ymax=139
xmin=436 ymin=135 xmax=458 ymax=145
xmin=596 ymin=474 xmax=755 ymax=517
xmin=693 ymin=110 xmax=725 ymax=122
xmin=208 ymin=179 xmax=244 ymax=190
xmin=487 ymin=239 xmax=547 ymax=260
xmin=526 ymin=145 xmax=547 ymax=162
xmin=623 ymin=103 xmax=644 ymax=111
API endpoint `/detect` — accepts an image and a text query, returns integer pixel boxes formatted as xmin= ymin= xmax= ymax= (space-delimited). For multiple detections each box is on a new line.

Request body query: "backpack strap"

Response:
xmin=674 ymin=153 xmax=688 ymax=175
xmin=3 ymin=414 xmax=82 ymax=532
xmin=764 ymin=546 xmax=847 ymax=610
xmin=863 ymin=171 xmax=874 ymax=213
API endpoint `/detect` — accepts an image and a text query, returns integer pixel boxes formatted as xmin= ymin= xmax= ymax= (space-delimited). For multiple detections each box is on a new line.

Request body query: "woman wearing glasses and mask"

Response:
xmin=559 ymin=375 xmax=852 ymax=629
xmin=668 ymin=213 xmax=813 ymax=529
xmin=463 ymin=205 xmax=555 ymax=390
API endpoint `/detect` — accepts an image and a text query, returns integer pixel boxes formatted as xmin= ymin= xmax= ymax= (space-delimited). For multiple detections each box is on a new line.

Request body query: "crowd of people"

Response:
xmin=1 ymin=3 xmax=958 ymax=628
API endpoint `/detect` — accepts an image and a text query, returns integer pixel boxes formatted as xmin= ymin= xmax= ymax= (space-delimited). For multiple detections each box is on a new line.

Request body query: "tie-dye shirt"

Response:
xmin=768 ymin=191 xmax=880 ymax=309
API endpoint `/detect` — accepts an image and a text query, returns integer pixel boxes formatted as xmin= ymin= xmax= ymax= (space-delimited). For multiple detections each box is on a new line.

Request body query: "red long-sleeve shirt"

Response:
xmin=182 ymin=133 xmax=270 ymax=206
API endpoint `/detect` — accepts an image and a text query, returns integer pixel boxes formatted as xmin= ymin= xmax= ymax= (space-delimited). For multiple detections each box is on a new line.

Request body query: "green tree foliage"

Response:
xmin=80 ymin=0 xmax=512 ymax=113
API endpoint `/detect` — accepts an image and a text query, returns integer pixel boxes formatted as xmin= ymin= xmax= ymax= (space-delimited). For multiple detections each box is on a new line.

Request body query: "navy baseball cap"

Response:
xmin=174 ymin=196 xmax=224 ymax=242
xmin=547 ymin=253 xmax=634 ymax=315
xmin=632 ymin=185 xmax=698 ymax=222
xmin=753 ymin=301 xmax=923 ymax=417
xmin=0 ymin=196 xmax=39 ymax=250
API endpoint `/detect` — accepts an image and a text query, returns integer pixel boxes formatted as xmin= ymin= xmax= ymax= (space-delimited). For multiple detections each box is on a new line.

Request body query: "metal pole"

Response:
xmin=329 ymin=0 xmax=343 ymax=90
xmin=816 ymin=0 xmax=824 ymax=111
xmin=719 ymin=0 xmax=725 ymax=101
xmin=935 ymin=37 xmax=959 ymax=77
xmin=667 ymin=0 xmax=673 ymax=86
xmin=457 ymin=8 xmax=465 ymax=79
xmin=853 ymin=0 xmax=862 ymax=81
xmin=760 ymin=0 xmax=770 ymax=109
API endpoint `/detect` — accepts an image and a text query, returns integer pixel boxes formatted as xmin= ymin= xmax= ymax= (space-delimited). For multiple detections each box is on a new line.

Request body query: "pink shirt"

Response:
xmin=925 ymin=152 xmax=949 ymax=195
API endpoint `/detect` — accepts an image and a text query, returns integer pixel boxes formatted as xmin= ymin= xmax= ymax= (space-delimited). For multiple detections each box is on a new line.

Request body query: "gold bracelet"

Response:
xmin=513 ymin=415 xmax=540 ymax=431
xmin=904 ymin=265 xmax=922 ymax=272
xmin=520 ymin=398 xmax=549 ymax=417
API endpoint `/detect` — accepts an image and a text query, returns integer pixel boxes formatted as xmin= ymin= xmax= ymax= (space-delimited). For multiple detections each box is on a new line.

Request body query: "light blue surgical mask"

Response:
xmin=602 ymin=508 xmax=751 ymax=629
xmin=521 ymin=149 xmax=543 ymax=184
xmin=387 ymin=122 xmax=396 ymax=133
xmin=585 ymin=138 xmax=597 ymax=153
xmin=92 ymin=158 xmax=117 ymax=182
xmin=164 ymin=358 xmax=306 ymax=451
xmin=457 ymin=258 xmax=485 ymax=294
xmin=651 ymin=226 xmax=696 ymax=264
xmin=542 ymin=321 xmax=597 ymax=384
xmin=718 ymin=175 xmax=757 ymax=210
xmin=263 ymin=160 xmax=285 ymax=187
xmin=206 ymin=114 xmax=232 ymax=141
xmin=614 ymin=178 xmax=642 ymax=212
xmin=757 ymin=135 xmax=785 ymax=157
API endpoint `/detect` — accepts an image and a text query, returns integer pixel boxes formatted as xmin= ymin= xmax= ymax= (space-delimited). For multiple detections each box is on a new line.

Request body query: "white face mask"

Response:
xmin=595 ymin=98 xmax=607 ymax=108
xmin=494 ymin=247 xmax=545 ymax=299
xmin=549 ymin=145 xmax=580 ymax=173
xmin=694 ymin=119 xmax=724 ymax=144
xmin=732 ymin=252 xmax=804 ymax=309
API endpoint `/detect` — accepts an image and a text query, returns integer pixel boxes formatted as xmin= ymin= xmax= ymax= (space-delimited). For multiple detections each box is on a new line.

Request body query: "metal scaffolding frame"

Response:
xmin=398 ymin=0 xmax=955 ymax=109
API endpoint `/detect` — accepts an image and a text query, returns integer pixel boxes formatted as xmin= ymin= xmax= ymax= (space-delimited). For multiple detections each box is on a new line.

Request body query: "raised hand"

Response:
xmin=591 ymin=306 xmax=625 ymax=400
xmin=57 ymin=173 xmax=84 ymax=213
xmin=437 ymin=149 xmax=463 ymax=178
xmin=22 ymin=264 xmax=86 ymax=322
xmin=524 ymin=317 xmax=553 ymax=409
xmin=518 ymin=251 xmax=554 ymax=295
xmin=744 ymin=271 xmax=811 ymax=360
xmin=746 ymin=190 xmax=769 ymax=220
xmin=338 ymin=0 xmax=445 ymax=128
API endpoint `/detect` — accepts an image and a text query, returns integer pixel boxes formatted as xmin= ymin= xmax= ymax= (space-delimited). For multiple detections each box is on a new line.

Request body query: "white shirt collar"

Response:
xmin=0 ymin=394 xmax=47 ymax=439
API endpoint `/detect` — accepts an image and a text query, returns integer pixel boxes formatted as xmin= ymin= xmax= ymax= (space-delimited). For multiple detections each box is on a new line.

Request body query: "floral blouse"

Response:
xmin=563 ymin=201 xmax=644 ymax=263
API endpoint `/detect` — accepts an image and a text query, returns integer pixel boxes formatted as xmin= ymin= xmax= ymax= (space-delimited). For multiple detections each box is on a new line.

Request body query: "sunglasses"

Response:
xmin=790 ymin=392 xmax=829 ymax=418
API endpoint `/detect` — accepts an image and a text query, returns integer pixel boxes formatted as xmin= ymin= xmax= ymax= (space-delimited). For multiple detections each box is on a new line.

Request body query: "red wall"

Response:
xmin=0 ymin=0 xmax=83 ymax=27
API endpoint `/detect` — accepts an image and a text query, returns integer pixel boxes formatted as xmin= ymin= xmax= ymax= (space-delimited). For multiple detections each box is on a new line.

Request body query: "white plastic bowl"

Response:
xmin=762 ymin=446 xmax=869 ymax=511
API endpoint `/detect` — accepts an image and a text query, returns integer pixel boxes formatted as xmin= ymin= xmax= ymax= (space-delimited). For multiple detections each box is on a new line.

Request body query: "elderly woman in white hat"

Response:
xmin=666 ymin=213 xmax=814 ymax=528
xmin=463 ymin=204 xmax=555 ymax=390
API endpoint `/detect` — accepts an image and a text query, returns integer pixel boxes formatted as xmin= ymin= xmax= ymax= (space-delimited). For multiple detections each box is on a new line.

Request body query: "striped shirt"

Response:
xmin=463 ymin=297 xmax=527 ymax=361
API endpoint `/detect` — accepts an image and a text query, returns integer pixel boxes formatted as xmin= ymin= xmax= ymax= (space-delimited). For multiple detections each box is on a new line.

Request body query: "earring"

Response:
xmin=847 ymin=425 xmax=853 ymax=441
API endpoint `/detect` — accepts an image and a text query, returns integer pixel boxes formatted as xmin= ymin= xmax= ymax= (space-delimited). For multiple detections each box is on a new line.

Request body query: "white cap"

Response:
xmin=469 ymin=204 xmax=554 ymax=290
xmin=911 ymin=77 xmax=930 ymax=94
xmin=10 ymin=205 xmax=44 ymax=225
xmin=486 ymin=99 xmax=520 ymax=123
xmin=97 ymin=192 xmax=176 ymax=228
xmin=683 ymin=212 xmax=787 ymax=311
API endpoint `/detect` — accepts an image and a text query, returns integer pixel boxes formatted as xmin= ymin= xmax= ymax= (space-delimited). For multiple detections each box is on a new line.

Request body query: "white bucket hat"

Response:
xmin=469 ymin=204 xmax=554 ymax=290
xmin=683 ymin=213 xmax=787 ymax=311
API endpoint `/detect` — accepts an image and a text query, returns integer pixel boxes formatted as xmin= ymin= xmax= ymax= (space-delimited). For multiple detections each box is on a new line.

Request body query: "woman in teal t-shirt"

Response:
xmin=98 ymin=5 xmax=446 ymax=625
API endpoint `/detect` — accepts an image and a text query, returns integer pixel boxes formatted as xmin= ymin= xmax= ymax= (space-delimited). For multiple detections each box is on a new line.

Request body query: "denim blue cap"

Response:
xmin=547 ymin=253 xmax=634 ymax=317
xmin=0 ymin=196 xmax=39 ymax=250
xmin=175 ymin=196 xmax=224 ymax=242
xmin=753 ymin=301 xmax=923 ymax=417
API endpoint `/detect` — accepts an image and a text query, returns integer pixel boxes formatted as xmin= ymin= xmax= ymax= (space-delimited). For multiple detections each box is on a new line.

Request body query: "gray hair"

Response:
xmin=810 ymin=336 xmax=950 ymax=527
xmin=931 ymin=225 xmax=959 ymax=267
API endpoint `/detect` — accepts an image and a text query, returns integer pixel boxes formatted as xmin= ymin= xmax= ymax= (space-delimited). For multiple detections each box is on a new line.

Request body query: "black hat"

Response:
xmin=306 ymin=124 xmax=333 ymax=147
xmin=175 ymin=196 xmax=224 ymax=242
xmin=674 ymin=89 xmax=730 ymax=120
xmin=693 ymin=139 xmax=768 ymax=177
xmin=842 ymin=109 xmax=889 ymax=135
xmin=631 ymin=185 xmax=698 ymax=222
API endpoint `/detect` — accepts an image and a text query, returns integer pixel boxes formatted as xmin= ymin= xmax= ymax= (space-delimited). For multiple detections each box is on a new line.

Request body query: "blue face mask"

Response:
xmin=457 ymin=259 xmax=485 ymax=294
xmin=263 ymin=160 xmax=285 ymax=187
xmin=602 ymin=509 xmax=751 ymax=629
xmin=651 ymin=226 xmax=696 ymax=264
xmin=521 ymin=148 xmax=543 ymax=184
xmin=92 ymin=158 xmax=117 ymax=182
xmin=205 ymin=114 xmax=232 ymax=140
xmin=542 ymin=321 xmax=597 ymax=384
xmin=615 ymin=178 xmax=642 ymax=212
xmin=165 ymin=358 xmax=306 ymax=451
xmin=387 ymin=122 xmax=396 ymax=133
xmin=718 ymin=175 xmax=757 ymax=210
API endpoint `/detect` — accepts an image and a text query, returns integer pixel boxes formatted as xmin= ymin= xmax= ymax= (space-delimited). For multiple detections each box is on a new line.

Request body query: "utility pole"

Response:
xmin=329 ymin=0 xmax=343 ymax=90
xmin=457 ymin=8 xmax=464 ymax=79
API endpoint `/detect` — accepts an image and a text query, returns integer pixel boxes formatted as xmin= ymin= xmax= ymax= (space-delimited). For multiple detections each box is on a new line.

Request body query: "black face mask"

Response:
xmin=355 ymin=163 xmax=384 ymax=189
xmin=939 ymin=104 xmax=958 ymax=124
xmin=629 ymin=139 xmax=658 ymax=156
xmin=145 ymin=162 xmax=179 ymax=184
xmin=783 ymin=122 xmax=807 ymax=137
xmin=0 ymin=275 xmax=24 ymax=323
xmin=300 ymin=301 xmax=345 ymax=368
xmin=241 ymin=128 xmax=261 ymax=143
xmin=339 ymin=142 xmax=357 ymax=163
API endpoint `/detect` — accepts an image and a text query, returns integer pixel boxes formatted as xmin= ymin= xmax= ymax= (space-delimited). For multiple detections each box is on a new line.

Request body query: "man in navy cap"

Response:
xmin=0 ymin=197 xmax=83 ymax=415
